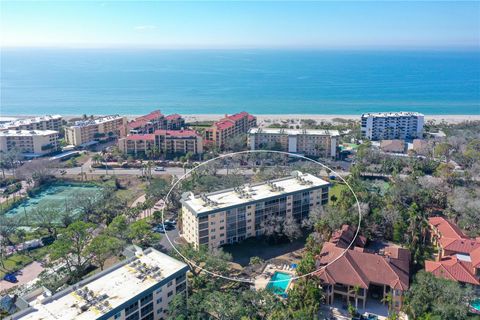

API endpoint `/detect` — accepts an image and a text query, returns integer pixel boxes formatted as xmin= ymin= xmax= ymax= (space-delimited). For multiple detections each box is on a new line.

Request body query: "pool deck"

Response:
xmin=254 ymin=263 xmax=296 ymax=291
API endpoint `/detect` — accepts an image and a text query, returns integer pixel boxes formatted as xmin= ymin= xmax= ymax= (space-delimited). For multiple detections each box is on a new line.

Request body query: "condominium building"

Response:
xmin=123 ymin=111 xmax=185 ymax=136
xmin=124 ymin=110 xmax=166 ymax=136
xmin=248 ymin=128 xmax=339 ymax=158
xmin=118 ymin=129 xmax=203 ymax=156
xmin=204 ymin=112 xmax=256 ymax=149
xmin=181 ymin=171 xmax=329 ymax=248
xmin=0 ymin=115 xmax=62 ymax=132
xmin=8 ymin=247 xmax=188 ymax=320
xmin=0 ymin=130 xmax=59 ymax=157
xmin=361 ymin=112 xmax=424 ymax=141
xmin=165 ymin=114 xmax=185 ymax=130
xmin=65 ymin=115 xmax=127 ymax=147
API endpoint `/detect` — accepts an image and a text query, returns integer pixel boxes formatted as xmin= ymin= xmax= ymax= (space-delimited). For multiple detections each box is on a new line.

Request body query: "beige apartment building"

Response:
xmin=118 ymin=129 xmax=203 ymax=156
xmin=65 ymin=115 xmax=127 ymax=147
xmin=181 ymin=171 xmax=329 ymax=248
xmin=8 ymin=247 xmax=188 ymax=320
xmin=0 ymin=115 xmax=63 ymax=132
xmin=248 ymin=128 xmax=339 ymax=158
xmin=0 ymin=130 xmax=59 ymax=157
xmin=204 ymin=111 xmax=256 ymax=149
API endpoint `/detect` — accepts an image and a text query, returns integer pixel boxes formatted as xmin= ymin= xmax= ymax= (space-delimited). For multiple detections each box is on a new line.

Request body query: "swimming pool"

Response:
xmin=266 ymin=272 xmax=292 ymax=295
xmin=470 ymin=299 xmax=480 ymax=313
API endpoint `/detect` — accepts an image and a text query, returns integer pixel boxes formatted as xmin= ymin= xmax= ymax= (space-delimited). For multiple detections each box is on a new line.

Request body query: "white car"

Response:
xmin=154 ymin=166 xmax=165 ymax=171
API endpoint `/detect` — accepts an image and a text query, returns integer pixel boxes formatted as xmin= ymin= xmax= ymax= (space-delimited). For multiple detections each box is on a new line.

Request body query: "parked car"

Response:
xmin=3 ymin=273 xmax=18 ymax=283
xmin=162 ymin=222 xmax=175 ymax=231
xmin=152 ymin=225 xmax=165 ymax=233
xmin=154 ymin=166 xmax=165 ymax=171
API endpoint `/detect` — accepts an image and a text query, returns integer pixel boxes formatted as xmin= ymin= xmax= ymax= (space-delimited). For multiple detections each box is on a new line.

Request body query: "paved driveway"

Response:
xmin=0 ymin=261 xmax=44 ymax=291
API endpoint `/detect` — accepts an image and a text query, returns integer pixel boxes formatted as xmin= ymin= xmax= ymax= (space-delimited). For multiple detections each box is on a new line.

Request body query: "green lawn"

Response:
xmin=0 ymin=246 xmax=50 ymax=278
xmin=329 ymin=182 xmax=349 ymax=203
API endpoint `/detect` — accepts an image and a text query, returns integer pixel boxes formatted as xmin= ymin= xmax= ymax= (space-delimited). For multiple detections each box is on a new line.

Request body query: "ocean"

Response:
xmin=1 ymin=49 xmax=479 ymax=116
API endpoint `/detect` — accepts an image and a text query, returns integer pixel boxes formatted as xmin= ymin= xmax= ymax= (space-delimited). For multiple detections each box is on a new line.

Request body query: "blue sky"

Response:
xmin=1 ymin=1 xmax=479 ymax=49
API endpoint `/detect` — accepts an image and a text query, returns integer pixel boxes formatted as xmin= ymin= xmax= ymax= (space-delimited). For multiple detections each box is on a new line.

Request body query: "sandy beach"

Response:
xmin=182 ymin=114 xmax=480 ymax=125
xmin=6 ymin=114 xmax=480 ymax=125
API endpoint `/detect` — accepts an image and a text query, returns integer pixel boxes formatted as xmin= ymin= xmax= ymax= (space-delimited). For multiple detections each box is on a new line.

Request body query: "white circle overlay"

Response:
xmin=161 ymin=150 xmax=362 ymax=284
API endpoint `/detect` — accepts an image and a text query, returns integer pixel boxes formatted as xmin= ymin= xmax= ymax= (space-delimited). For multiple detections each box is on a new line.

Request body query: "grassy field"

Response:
xmin=329 ymin=182 xmax=349 ymax=203
xmin=0 ymin=246 xmax=50 ymax=278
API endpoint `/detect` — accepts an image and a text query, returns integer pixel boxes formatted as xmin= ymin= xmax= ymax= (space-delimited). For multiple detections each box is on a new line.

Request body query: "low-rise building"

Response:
xmin=315 ymin=225 xmax=410 ymax=311
xmin=181 ymin=171 xmax=329 ymax=248
xmin=65 ymin=115 xmax=127 ymax=147
xmin=0 ymin=130 xmax=59 ymax=157
xmin=0 ymin=115 xmax=62 ymax=132
xmin=411 ymin=139 xmax=430 ymax=156
xmin=204 ymin=112 xmax=256 ymax=149
xmin=361 ymin=112 xmax=424 ymax=141
xmin=380 ymin=139 xmax=406 ymax=153
xmin=7 ymin=247 xmax=188 ymax=320
xmin=118 ymin=129 xmax=203 ymax=156
xmin=248 ymin=128 xmax=339 ymax=158
xmin=425 ymin=217 xmax=480 ymax=288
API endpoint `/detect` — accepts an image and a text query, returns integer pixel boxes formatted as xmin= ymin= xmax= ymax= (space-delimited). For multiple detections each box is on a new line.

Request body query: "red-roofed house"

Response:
xmin=205 ymin=112 xmax=256 ymax=149
xmin=118 ymin=130 xmax=203 ymax=156
xmin=315 ymin=226 xmax=410 ymax=311
xmin=426 ymin=217 xmax=480 ymax=288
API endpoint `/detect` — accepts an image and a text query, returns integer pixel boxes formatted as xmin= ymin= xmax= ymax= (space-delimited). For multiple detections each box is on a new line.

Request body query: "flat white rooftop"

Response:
xmin=0 ymin=130 xmax=58 ymax=137
xmin=182 ymin=171 xmax=329 ymax=215
xmin=0 ymin=115 xmax=62 ymax=129
xmin=14 ymin=248 xmax=187 ymax=320
xmin=72 ymin=115 xmax=124 ymax=127
xmin=249 ymin=127 xmax=339 ymax=136
xmin=361 ymin=112 xmax=424 ymax=118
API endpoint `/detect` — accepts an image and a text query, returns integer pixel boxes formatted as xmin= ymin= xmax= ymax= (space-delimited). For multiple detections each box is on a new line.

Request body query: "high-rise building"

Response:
xmin=65 ymin=115 xmax=127 ymax=147
xmin=0 ymin=115 xmax=63 ymax=132
xmin=181 ymin=171 xmax=329 ymax=248
xmin=7 ymin=247 xmax=188 ymax=320
xmin=248 ymin=128 xmax=339 ymax=158
xmin=0 ymin=130 xmax=59 ymax=157
xmin=204 ymin=112 xmax=256 ymax=149
xmin=360 ymin=112 xmax=424 ymax=141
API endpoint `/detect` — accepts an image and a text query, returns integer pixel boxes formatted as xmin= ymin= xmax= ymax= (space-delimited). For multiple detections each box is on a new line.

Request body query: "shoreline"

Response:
xmin=3 ymin=114 xmax=480 ymax=124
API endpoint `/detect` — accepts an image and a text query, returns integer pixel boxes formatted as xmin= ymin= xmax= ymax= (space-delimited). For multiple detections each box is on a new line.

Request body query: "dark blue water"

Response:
xmin=1 ymin=49 xmax=479 ymax=115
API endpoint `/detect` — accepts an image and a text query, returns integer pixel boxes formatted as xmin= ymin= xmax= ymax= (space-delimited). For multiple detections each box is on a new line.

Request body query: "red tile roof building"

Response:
xmin=118 ymin=130 xmax=203 ymax=156
xmin=426 ymin=217 xmax=480 ymax=287
xmin=204 ymin=112 xmax=256 ymax=149
xmin=123 ymin=110 xmax=185 ymax=136
xmin=315 ymin=225 xmax=410 ymax=310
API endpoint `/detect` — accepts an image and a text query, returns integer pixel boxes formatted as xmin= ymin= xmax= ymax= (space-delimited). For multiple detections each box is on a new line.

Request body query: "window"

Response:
xmin=167 ymin=280 xmax=173 ymax=287
xmin=114 ymin=312 xmax=122 ymax=319
xmin=156 ymin=297 xmax=163 ymax=304
xmin=156 ymin=308 xmax=163 ymax=314
xmin=167 ymin=291 xmax=173 ymax=297
xmin=126 ymin=312 xmax=139 ymax=320
xmin=140 ymin=293 xmax=153 ymax=306
xmin=125 ymin=301 xmax=139 ymax=315
xmin=141 ymin=303 xmax=154 ymax=317
xmin=155 ymin=288 xmax=162 ymax=295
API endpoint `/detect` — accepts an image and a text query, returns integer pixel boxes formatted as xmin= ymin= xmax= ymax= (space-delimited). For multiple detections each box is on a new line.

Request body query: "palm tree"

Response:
xmin=92 ymin=153 xmax=102 ymax=165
